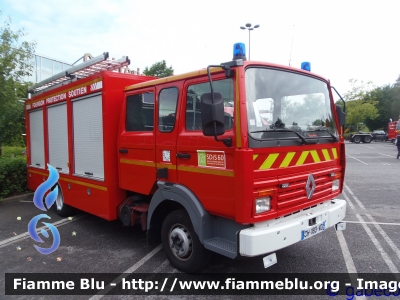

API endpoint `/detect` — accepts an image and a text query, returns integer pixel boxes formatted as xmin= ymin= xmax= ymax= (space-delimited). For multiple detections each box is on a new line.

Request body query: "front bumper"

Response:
xmin=239 ymin=199 xmax=346 ymax=257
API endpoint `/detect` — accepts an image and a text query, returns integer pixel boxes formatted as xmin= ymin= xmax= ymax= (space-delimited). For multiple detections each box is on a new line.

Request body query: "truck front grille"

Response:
xmin=276 ymin=169 xmax=336 ymax=210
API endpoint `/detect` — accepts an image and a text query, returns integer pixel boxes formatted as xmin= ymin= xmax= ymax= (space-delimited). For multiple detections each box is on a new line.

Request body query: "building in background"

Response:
xmin=24 ymin=54 xmax=72 ymax=83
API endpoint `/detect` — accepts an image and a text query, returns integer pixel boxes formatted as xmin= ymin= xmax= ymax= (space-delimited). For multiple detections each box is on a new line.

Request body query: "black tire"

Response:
xmin=53 ymin=185 xmax=75 ymax=217
xmin=363 ymin=136 xmax=372 ymax=143
xmin=161 ymin=209 xmax=211 ymax=273
xmin=353 ymin=136 xmax=361 ymax=144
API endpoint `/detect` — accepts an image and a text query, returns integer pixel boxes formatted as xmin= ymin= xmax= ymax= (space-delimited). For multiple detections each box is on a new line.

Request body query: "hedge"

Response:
xmin=0 ymin=156 xmax=29 ymax=200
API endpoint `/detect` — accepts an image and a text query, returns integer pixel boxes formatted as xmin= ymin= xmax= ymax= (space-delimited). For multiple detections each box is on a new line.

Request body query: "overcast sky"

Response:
xmin=1 ymin=0 xmax=399 ymax=95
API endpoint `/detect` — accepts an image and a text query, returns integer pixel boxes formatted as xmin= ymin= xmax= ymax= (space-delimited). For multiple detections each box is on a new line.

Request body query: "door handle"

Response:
xmin=176 ymin=153 xmax=191 ymax=159
xmin=119 ymin=149 xmax=128 ymax=154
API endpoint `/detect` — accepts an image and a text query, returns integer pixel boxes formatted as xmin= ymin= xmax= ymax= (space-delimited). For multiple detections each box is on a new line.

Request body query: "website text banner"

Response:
xmin=5 ymin=273 xmax=400 ymax=296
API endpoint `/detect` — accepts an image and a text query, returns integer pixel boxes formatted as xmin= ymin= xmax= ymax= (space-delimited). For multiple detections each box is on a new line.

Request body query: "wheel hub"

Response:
xmin=169 ymin=225 xmax=192 ymax=260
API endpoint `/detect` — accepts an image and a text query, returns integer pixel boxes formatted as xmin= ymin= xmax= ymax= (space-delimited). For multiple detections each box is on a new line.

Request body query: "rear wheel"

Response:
xmin=362 ymin=136 xmax=372 ymax=143
xmin=353 ymin=136 xmax=361 ymax=144
xmin=54 ymin=185 xmax=75 ymax=217
xmin=161 ymin=209 xmax=211 ymax=273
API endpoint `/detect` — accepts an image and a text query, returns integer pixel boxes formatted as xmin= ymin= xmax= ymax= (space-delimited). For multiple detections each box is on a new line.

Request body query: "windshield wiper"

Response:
xmin=251 ymin=127 xmax=311 ymax=145
xmin=312 ymin=127 xmax=339 ymax=142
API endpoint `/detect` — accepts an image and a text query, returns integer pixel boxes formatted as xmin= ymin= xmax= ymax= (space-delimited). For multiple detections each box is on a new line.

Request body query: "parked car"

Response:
xmin=372 ymin=130 xmax=388 ymax=141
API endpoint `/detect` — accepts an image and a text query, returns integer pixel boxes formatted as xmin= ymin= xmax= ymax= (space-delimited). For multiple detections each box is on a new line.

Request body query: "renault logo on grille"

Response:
xmin=305 ymin=174 xmax=316 ymax=199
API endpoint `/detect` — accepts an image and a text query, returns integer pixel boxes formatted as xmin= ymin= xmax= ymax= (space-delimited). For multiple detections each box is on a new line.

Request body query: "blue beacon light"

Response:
xmin=301 ymin=62 xmax=311 ymax=71
xmin=233 ymin=43 xmax=246 ymax=61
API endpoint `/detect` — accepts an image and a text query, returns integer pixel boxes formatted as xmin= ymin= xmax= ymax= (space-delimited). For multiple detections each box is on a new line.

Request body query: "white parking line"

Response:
xmin=342 ymin=191 xmax=355 ymax=210
xmin=336 ymin=230 xmax=357 ymax=273
xmin=365 ymin=214 xmax=400 ymax=261
xmin=355 ymin=213 xmax=398 ymax=273
xmin=0 ymin=215 xmax=85 ymax=248
xmin=345 ymin=184 xmax=400 ymax=274
xmin=89 ymin=244 xmax=163 ymax=300
xmin=346 ymin=154 xmax=368 ymax=165
xmin=379 ymin=153 xmax=395 ymax=158
xmin=344 ymin=184 xmax=366 ymax=210
xmin=343 ymin=220 xmax=400 ymax=226
xmin=336 ymin=196 xmax=367 ymax=299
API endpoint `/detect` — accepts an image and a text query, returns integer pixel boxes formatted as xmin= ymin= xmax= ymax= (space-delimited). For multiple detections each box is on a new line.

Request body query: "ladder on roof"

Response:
xmin=27 ymin=52 xmax=130 ymax=94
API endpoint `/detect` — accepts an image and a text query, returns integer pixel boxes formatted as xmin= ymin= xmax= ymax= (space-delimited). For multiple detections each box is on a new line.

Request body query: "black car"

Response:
xmin=372 ymin=130 xmax=388 ymax=141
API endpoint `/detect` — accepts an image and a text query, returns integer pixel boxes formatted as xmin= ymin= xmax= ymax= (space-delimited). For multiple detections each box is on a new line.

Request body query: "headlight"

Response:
xmin=332 ymin=179 xmax=340 ymax=191
xmin=255 ymin=197 xmax=271 ymax=214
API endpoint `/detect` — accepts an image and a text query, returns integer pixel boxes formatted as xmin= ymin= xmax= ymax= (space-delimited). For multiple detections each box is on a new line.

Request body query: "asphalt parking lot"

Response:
xmin=1 ymin=141 xmax=400 ymax=299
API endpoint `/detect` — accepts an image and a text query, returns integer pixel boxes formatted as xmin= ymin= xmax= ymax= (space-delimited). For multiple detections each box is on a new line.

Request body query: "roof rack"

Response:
xmin=27 ymin=52 xmax=130 ymax=94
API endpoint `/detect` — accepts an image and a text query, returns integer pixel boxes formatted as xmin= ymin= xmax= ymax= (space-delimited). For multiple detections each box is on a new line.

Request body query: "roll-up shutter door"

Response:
xmin=29 ymin=109 xmax=45 ymax=168
xmin=72 ymin=93 xmax=104 ymax=179
xmin=47 ymin=103 xmax=69 ymax=173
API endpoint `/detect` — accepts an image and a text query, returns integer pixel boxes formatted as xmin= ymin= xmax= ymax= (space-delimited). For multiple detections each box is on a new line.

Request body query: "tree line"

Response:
xmin=341 ymin=78 xmax=400 ymax=132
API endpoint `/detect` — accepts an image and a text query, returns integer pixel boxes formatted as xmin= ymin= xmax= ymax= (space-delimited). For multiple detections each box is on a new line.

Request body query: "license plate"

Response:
xmin=301 ymin=221 xmax=326 ymax=240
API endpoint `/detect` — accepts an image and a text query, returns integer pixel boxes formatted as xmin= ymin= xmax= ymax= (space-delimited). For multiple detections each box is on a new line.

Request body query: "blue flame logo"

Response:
xmin=28 ymin=164 xmax=61 ymax=254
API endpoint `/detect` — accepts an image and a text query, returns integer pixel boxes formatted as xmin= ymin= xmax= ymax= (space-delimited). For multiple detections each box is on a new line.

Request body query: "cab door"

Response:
xmin=154 ymin=85 xmax=180 ymax=183
xmin=119 ymin=89 xmax=156 ymax=194
xmin=176 ymin=76 xmax=236 ymax=218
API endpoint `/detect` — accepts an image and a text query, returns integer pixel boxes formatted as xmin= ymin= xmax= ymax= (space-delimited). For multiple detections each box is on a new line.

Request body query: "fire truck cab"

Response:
xmin=25 ymin=46 xmax=347 ymax=273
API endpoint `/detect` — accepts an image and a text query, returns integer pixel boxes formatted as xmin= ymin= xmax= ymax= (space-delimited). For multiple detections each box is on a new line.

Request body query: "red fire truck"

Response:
xmin=25 ymin=46 xmax=347 ymax=272
xmin=388 ymin=120 xmax=399 ymax=143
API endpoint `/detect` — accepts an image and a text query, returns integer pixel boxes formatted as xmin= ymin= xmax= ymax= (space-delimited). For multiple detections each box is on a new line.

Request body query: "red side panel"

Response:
xmin=25 ymin=71 xmax=155 ymax=220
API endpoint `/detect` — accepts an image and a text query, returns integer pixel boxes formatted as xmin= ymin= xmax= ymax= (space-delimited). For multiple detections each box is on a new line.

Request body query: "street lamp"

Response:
xmin=240 ymin=23 xmax=260 ymax=60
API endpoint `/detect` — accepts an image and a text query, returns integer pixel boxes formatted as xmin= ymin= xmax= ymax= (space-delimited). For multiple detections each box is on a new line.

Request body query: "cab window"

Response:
xmin=126 ymin=92 xmax=154 ymax=131
xmin=158 ymin=87 xmax=178 ymax=132
xmin=185 ymin=79 xmax=234 ymax=131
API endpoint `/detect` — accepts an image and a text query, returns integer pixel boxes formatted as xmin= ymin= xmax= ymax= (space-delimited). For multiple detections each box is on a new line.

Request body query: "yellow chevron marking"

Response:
xmin=260 ymin=153 xmax=279 ymax=170
xmin=296 ymin=151 xmax=309 ymax=165
xmin=280 ymin=152 xmax=296 ymax=167
xmin=310 ymin=150 xmax=321 ymax=162
xmin=331 ymin=148 xmax=338 ymax=159
xmin=253 ymin=154 xmax=258 ymax=160
xmin=321 ymin=149 xmax=331 ymax=161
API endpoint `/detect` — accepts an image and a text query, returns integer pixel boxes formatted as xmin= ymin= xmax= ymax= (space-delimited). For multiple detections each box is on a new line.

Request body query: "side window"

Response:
xmin=126 ymin=92 xmax=154 ymax=131
xmin=186 ymin=79 xmax=234 ymax=131
xmin=158 ymin=87 xmax=178 ymax=132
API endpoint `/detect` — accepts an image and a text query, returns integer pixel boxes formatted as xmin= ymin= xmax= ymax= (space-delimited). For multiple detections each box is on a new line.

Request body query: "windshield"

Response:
xmin=245 ymin=68 xmax=338 ymax=145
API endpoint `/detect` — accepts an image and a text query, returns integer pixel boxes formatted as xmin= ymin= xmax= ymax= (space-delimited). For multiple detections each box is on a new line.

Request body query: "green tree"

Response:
xmin=143 ymin=60 xmax=173 ymax=78
xmin=342 ymin=78 xmax=379 ymax=130
xmin=345 ymin=100 xmax=379 ymax=130
xmin=0 ymin=12 xmax=36 ymax=155
xmin=364 ymin=85 xmax=396 ymax=131
xmin=343 ymin=78 xmax=375 ymax=102
xmin=394 ymin=74 xmax=400 ymax=88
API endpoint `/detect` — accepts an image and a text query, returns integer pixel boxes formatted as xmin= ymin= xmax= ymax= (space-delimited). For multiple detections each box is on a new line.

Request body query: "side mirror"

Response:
xmin=336 ymin=105 xmax=346 ymax=127
xmin=200 ymin=92 xmax=225 ymax=136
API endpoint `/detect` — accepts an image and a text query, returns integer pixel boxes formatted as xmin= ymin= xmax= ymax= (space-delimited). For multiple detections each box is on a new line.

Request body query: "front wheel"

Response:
xmin=161 ymin=209 xmax=211 ymax=273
